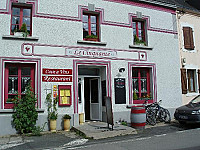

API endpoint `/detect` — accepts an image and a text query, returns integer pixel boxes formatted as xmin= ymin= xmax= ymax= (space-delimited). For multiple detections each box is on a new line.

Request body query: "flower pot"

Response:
xmin=14 ymin=32 xmax=24 ymax=37
xmin=85 ymin=38 xmax=98 ymax=41
xmin=64 ymin=119 xmax=70 ymax=131
xmin=50 ymin=119 xmax=57 ymax=132
xmin=79 ymin=113 xmax=84 ymax=125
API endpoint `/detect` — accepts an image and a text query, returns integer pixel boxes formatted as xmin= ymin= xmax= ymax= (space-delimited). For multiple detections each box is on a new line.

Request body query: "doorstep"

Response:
xmin=72 ymin=121 xmax=137 ymax=140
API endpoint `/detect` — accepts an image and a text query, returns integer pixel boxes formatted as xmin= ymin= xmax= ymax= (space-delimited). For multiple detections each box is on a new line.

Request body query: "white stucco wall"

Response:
xmin=0 ymin=0 xmax=182 ymax=135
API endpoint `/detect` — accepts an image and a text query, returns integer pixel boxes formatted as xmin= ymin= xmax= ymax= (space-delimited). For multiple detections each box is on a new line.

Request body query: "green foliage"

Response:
xmin=45 ymin=93 xmax=58 ymax=120
xmin=134 ymin=35 xmax=146 ymax=46
xmin=20 ymin=23 xmax=28 ymax=33
xmin=14 ymin=23 xmax=29 ymax=37
xmin=121 ymin=121 xmax=127 ymax=126
xmin=85 ymin=35 xmax=98 ymax=39
xmin=63 ymin=114 xmax=71 ymax=120
xmin=12 ymin=84 xmax=38 ymax=134
xmin=133 ymin=90 xmax=138 ymax=100
xmin=31 ymin=122 xmax=47 ymax=136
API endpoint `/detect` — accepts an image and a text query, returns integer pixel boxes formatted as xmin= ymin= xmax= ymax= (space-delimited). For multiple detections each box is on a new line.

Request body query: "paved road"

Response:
xmin=1 ymin=122 xmax=200 ymax=150
xmin=66 ymin=128 xmax=200 ymax=150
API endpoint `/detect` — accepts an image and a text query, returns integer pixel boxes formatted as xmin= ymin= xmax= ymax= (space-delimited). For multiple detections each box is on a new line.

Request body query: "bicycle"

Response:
xmin=144 ymin=100 xmax=171 ymax=126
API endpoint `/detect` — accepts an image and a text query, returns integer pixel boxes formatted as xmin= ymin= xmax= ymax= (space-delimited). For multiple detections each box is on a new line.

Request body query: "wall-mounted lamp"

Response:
xmin=182 ymin=58 xmax=186 ymax=67
xmin=119 ymin=68 xmax=125 ymax=73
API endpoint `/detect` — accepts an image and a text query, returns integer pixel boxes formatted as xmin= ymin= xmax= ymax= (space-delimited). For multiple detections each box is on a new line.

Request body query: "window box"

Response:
xmin=14 ymin=32 xmax=24 ymax=36
xmin=85 ymin=38 xmax=98 ymax=42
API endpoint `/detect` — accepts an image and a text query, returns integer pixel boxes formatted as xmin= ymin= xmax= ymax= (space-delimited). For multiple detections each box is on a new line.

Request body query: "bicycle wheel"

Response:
xmin=163 ymin=109 xmax=171 ymax=123
xmin=158 ymin=107 xmax=166 ymax=122
xmin=146 ymin=108 xmax=156 ymax=126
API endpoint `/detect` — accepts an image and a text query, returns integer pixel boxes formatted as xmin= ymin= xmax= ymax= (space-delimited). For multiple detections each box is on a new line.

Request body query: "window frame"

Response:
xmin=82 ymin=12 xmax=100 ymax=42
xmin=4 ymin=63 xmax=35 ymax=109
xmin=187 ymin=69 xmax=196 ymax=93
xmin=132 ymin=68 xmax=152 ymax=103
xmin=132 ymin=19 xmax=146 ymax=45
xmin=10 ymin=5 xmax=32 ymax=36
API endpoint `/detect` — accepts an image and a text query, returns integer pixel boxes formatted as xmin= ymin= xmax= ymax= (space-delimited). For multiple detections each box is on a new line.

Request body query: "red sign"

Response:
xmin=42 ymin=68 xmax=72 ymax=75
xmin=42 ymin=76 xmax=72 ymax=82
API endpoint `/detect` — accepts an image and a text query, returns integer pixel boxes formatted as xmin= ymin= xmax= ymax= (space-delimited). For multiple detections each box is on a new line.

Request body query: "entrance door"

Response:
xmin=89 ymin=78 xmax=101 ymax=120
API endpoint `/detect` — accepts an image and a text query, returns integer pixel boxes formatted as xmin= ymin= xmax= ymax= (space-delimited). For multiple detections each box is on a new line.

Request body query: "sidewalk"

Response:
xmin=0 ymin=121 xmax=176 ymax=149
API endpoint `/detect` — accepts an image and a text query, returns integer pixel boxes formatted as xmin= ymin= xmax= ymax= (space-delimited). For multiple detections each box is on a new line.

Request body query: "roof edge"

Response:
xmin=177 ymin=7 xmax=200 ymax=16
xmin=134 ymin=0 xmax=176 ymax=9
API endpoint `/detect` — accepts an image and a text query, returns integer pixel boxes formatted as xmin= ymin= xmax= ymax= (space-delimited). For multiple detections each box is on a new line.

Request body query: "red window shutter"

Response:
xmin=183 ymin=27 xmax=194 ymax=50
xmin=198 ymin=70 xmax=200 ymax=93
xmin=181 ymin=69 xmax=187 ymax=94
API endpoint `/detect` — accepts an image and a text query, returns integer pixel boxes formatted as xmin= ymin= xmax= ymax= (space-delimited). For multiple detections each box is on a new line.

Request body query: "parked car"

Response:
xmin=174 ymin=95 xmax=200 ymax=124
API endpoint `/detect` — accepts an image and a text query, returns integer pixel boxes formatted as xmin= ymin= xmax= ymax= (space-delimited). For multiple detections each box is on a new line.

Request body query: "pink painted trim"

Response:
xmin=73 ymin=60 xmax=111 ymax=114
xmin=0 ymin=1 xmax=177 ymax=35
xmin=128 ymin=62 xmax=157 ymax=104
xmin=0 ymin=57 xmax=42 ymax=109
xmin=22 ymin=43 xmax=148 ymax=62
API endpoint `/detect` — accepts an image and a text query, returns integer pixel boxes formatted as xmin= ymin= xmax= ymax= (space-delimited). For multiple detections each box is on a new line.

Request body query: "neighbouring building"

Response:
xmin=0 ymin=0 xmax=182 ymax=136
xmin=175 ymin=0 xmax=200 ymax=104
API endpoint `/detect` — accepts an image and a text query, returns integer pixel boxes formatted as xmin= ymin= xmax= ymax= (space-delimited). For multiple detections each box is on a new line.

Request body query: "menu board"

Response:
xmin=114 ymin=78 xmax=126 ymax=104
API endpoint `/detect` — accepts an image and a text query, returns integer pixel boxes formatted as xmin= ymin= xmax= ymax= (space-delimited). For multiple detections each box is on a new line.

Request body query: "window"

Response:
xmin=4 ymin=63 xmax=35 ymax=109
xmin=187 ymin=70 xmax=196 ymax=92
xmin=132 ymin=68 xmax=152 ymax=101
xmin=133 ymin=19 xmax=146 ymax=45
xmin=11 ymin=5 xmax=32 ymax=35
xmin=181 ymin=69 xmax=197 ymax=94
xmin=183 ymin=27 xmax=194 ymax=50
xmin=83 ymin=13 xmax=99 ymax=41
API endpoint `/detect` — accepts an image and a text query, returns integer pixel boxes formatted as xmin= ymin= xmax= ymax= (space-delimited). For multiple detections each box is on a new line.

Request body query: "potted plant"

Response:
xmin=134 ymin=35 xmax=146 ymax=46
xmin=133 ymin=90 xmax=138 ymax=100
xmin=85 ymin=35 xmax=98 ymax=41
xmin=14 ymin=23 xmax=29 ymax=37
xmin=46 ymin=93 xmax=58 ymax=132
xmin=63 ymin=114 xmax=71 ymax=131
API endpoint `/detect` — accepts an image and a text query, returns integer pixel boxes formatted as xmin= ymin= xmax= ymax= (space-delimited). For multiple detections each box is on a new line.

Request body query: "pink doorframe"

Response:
xmin=73 ymin=60 xmax=111 ymax=114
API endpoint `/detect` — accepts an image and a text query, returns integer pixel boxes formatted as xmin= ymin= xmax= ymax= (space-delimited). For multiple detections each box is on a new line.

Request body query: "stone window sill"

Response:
xmin=2 ymin=35 xmax=39 ymax=41
xmin=77 ymin=40 xmax=107 ymax=46
xmin=0 ymin=108 xmax=45 ymax=113
xmin=129 ymin=44 xmax=153 ymax=50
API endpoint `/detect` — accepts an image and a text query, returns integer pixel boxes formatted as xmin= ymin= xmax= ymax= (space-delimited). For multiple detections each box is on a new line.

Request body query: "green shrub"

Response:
xmin=12 ymin=84 xmax=38 ymax=134
xmin=63 ymin=114 xmax=71 ymax=120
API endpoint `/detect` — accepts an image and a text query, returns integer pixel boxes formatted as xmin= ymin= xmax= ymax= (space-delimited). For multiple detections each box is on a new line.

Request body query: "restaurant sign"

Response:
xmin=42 ymin=76 xmax=72 ymax=82
xmin=43 ymin=68 xmax=72 ymax=75
xmin=42 ymin=68 xmax=72 ymax=82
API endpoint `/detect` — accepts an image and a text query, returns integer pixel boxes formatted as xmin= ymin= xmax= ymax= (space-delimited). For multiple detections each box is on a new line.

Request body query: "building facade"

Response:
xmin=0 ymin=0 xmax=182 ymax=136
xmin=176 ymin=0 xmax=200 ymax=104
